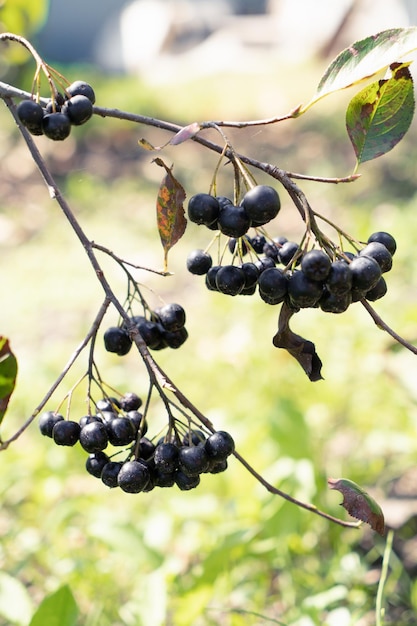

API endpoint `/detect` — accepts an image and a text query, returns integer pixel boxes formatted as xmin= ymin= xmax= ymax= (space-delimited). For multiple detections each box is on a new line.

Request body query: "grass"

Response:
xmin=1 ymin=56 xmax=417 ymax=626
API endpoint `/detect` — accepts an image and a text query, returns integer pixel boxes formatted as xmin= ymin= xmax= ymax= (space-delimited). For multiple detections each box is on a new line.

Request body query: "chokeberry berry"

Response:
xmin=175 ymin=470 xmax=200 ymax=491
xmin=66 ymin=80 xmax=96 ymax=104
xmin=204 ymin=431 xmax=235 ymax=461
xmin=205 ymin=266 xmax=221 ymax=291
xmin=188 ymin=193 xmax=220 ymax=226
xmin=117 ymin=460 xmax=150 ymax=493
xmin=241 ymin=185 xmax=281 ymax=226
xmin=349 ymin=256 xmax=382 ymax=291
xmin=241 ymin=262 xmax=259 ymax=289
xmin=179 ymin=444 xmax=210 ymax=476
xmin=250 ymin=234 xmax=267 ymax=253
xmin=258 ymin=267 xmax=288 ymax=304
xmin=52 ymin=420 xmax=81 ymax=446
xmin=126 ymin=410 xmax=147 ymax=435
xmin=136 ymin=320 xmax=165 ymax=350
xmin=103 ymin=327 xmax=132 ymax=356
xmin=16 ymin=99 xmax=44 ymax=135
xmin=106 ymin=417 xmax=136 ymax=446
xmin=186 ymin=249 xmax=213 ymax=275
xmin=63 ymin=94 xmax=93 ymax=125
xmin=182 ymin=430 xmax=206 ymax=446
xmin=162 ymin=326 xmax=188 ymax=349
xmin=96 ymin=396 xmax=121 ymax=412
xmin=101 ymin=461 xmax=123 ymax=488
xmin=215 ymin=265 xmax=246 ymax=295
xmin=301 ymin=249 xmax=331 ymax=282
xmin=278 ymin=241 xmax=300 ymax=266
xmin=39 ymin=411 xmax=64 ymax=437
xmin=80 ymin=421 xmax=109 ymax=452
xmin=155 ymin=303 xmax=186 ymax=332
xmin=319 ymin=289 xmax=351 ymax=314
xmin=86 ymin=451 xmax=109 ymax=478
xmin=154 ymin=442 xmax=179 ymax=473
xmin=218 ymin=204 xmax=251 ymax=238
xmin=365 ymin=276 xmax=387 ymax=301
xmin=120 ymin=392 xmax=142 ymax=412
xmin=368 ymin=231 xmax=396 ymax=256
xmin=137 ymin=437 xmax=155 ymax=460
xmin=326 ymin=260 xmax=352 ymax=295
xmin=288 ymin=270 xmax=323 ymax=308
xmin=42 ymin=112 xmax=71 ymax=140
xmin=359 ymin=242 xmax=392 ymax=273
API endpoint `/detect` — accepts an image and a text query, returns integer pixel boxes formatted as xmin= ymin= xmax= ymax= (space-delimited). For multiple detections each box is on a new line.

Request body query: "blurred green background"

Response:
xmin=1 ymin=1 xmax=417 ymax=625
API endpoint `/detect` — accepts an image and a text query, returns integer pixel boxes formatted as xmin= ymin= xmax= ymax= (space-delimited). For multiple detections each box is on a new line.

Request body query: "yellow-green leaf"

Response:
xmin=346 ymin=62 xmax=415 ymax=167
xmin=154 ymin=158 xmax=187 ymax=272
xmin=302 ymin=27 xmax=417 ymax=112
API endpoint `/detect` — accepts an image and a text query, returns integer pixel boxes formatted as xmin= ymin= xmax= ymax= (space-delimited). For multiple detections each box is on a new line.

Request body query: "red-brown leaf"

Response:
xmin=328 ymin=477 xmax=385 ymax=535
xmin=154 ymin=158 xmax=187 ymax=271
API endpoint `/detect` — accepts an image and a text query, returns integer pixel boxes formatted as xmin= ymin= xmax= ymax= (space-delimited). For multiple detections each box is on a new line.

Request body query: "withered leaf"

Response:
xmin=328 ymin=477 xmax=385 ymax=536
xmin=272 ymin=302 xmax=323 ymax=381
xmin=154 ymin=157 xmax=187 ymax=271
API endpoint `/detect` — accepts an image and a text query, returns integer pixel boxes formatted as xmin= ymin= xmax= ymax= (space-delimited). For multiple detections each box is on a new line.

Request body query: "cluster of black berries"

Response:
xmin=103 ymin=302 xmax=188 ymax=356
xmin=39 ymin=392 xmax=234 ymax=493
xmin=16 ymin=80 xmax=95 ymax=141
xmin=186 ymin=187 xmax=396 ymax=313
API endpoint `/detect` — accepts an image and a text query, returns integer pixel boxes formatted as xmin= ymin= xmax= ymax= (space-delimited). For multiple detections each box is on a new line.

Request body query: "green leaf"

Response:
xmin=0 ymin=336 xmax=18 ymax=427
xmin=0 ymin=571 xmax=33 ymax=625
xmin=302 ymin=27 xmax=417 ymax=112
xmin=28 ymin=585 xmax=79 ymax=626
xmin=328 ymin=477 xmax=385 ymax=535
xmin=346 ymin=62 xmax=415 ymax=167
xmin=154 ymin=158 xmax=187 ymax=272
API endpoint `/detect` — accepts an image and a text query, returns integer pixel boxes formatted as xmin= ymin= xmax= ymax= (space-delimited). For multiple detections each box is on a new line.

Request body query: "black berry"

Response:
xmin=368 ymin=231 xmax=396 ymax=256
xmin=301 ymin=249 xmax=331 ymax=282
xmin=179 ymin=444 xmax=210 ymax=476
xmin=186 ymin=249 xmax=213 ymax=275
xmin=359 ymin=242 xmax=392 ymax=273
xmin=349 ymin=256 xmax=382 ymax=291
xmin=106 ymin=417 xmax=136 ymax=446
xmin=66 ymin=80 xmax=96 ymax=104
xmin=86 ymin=451 xmax=109 ymax=478
xmin=288 ymin=270 xmax=323 ymax=308
xmin=278 ymin=241 xmax=300 ymax=266
xmin=215 ymin=265 xmax=246 ymax=295
xmin=101 ymin=461 xmax=123 ymax=488
xmin=120 ymin=392 xmax=142 ymax=412
xmin=103 ymin=326 xmax=132 ymax=356
xmin=154 ymin=442 xmax=179 ymax=473
xmin=204 ymin=431 xmax=235 ymax=461
xmin=42 ymin=112 xmax=71 ymax=140
xmin=52 ymin=420 xmax=81 ymax=446
xmin=16 ymin=99 xmax=44 ymax=135
xmin=63 ymin=94 xmax=93 ymax=125
xmin=117 ymin=460 xmax=150 ymax=493
xmin=188 ymin=193 xmax=220 ymax=226
xmin=80 ymin=421 xmax=109 ymax=452
xmin=258 ymin=267 xmax=288 ymax=304
xmin=218 ymin=204 xmax=251 ymax=238
xmin=39 ymin=411 xmax=64 ymax=437
xmin=241 ymin=185 xmax=281 ymax=226
xmin=155 ymin=303 xmax=186 ymax=332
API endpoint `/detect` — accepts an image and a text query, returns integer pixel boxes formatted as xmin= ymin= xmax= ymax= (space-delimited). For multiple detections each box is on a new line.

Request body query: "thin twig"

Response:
xmin=0 ymin=297 xmax=111 ymax=450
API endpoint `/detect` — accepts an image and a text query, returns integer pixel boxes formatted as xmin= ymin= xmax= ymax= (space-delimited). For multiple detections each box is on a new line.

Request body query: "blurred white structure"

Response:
xmin=38 ymin=0 xmax=416 ymax=82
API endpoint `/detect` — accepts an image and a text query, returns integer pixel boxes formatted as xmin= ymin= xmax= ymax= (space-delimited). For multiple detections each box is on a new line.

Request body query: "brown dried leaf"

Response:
xmin=328 ymin=477 xmax=385 ymax=535
xmin=154 ymin=158 xmax=187 ymax=271
xmin=272 ymin=302 xmax=323 ymax=381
